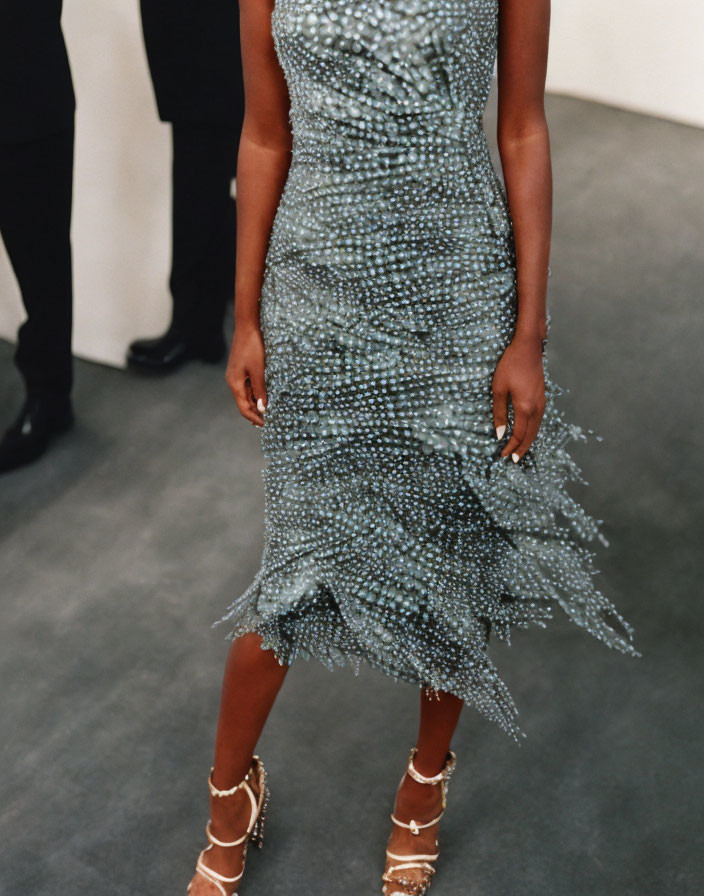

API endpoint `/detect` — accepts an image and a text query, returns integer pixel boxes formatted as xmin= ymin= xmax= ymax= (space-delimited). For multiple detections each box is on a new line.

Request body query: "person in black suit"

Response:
xmin=0 ymin=0 xmax=76 ymax=473
xmin=127 ymin=0 xmax=245 ymax=373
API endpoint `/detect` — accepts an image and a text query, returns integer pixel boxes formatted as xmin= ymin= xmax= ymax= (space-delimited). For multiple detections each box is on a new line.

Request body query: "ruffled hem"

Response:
xmin=216 ymin=359 xmax=639 ymax=742
xmin=217 ymin=569 xmax=527 ymax=740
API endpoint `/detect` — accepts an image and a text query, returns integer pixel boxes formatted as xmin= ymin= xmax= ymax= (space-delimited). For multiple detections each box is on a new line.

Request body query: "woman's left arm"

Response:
xmin=492 ymin=0 xmax=552 ymax=462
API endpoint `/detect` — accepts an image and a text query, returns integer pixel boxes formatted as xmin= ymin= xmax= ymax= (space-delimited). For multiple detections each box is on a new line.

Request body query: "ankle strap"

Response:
xmin=208 ymin=755 xmax=261 ymax=798
xmin=407 ymin=748 xmax=456 ymax=785
xmin=205 ymin=757 xmax=263 ymax=848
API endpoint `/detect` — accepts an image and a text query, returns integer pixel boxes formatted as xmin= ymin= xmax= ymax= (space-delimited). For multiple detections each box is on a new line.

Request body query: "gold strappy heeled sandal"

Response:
xmin=188 ymin=755 xmax=269 ymax=896
xmin=382 ymin=747 xmax=457 ymax=896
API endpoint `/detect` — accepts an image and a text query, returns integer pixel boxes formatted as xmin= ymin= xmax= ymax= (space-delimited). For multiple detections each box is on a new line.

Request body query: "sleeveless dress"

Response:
xmin=219 ymin=0 xmax=638 ymax=739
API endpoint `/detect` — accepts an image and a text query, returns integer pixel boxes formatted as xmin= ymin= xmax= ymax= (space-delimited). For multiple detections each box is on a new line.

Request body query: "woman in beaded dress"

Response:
xmin=187 ymin=1 xmax=637 ymax=894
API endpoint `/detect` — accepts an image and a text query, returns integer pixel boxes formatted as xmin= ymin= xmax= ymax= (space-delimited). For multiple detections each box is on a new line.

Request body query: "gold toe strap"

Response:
xmin=383 ymin=860 xmax=437 ymax=890
xmin=384 ymin=848 xmax=439 ymax=890
xmin=386 ymin=849 xmax=439 ymax=864
xmin=196 ymin=851 xmax=243 ymax=896
xmin=384 ymin=861 xmax=436 ymax=874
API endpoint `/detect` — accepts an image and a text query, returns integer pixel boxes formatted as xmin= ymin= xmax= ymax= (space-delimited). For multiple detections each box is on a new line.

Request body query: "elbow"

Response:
xmin=241 ymin=127 xmax=292 ymax=159
xmin=497 ymin=110 xmax=549 ymax=156
xmin=241 ymin=111 xmax=293 ymax=156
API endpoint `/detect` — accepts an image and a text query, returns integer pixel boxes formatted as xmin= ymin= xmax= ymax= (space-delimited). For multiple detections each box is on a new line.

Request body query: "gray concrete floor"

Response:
xmin=1 ymin=94 xmax=703 ymax=896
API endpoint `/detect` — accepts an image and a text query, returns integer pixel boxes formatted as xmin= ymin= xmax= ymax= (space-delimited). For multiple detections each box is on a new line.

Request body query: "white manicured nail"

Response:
xmin=512 ymin=452 xmax=520 ymax=463
xmin=496 ymin=425 xmax=506 ymax=440
xmin=257 ymin=398 xmax=266 ymax=413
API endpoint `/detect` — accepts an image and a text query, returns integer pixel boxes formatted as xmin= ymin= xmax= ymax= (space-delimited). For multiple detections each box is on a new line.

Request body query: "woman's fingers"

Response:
xmin=500 ymin=403 xmax=528 ymax=460
xmin=501 ymin=399 xmax=545 ymax=462
xmin=492 ymin=342 xmax=546 ymax=462
xmin=249 ymin=366 xmax=267 ymax=417
xmin=225 ymin=327 xmax=267 ymax=427
xmin=492 ymin=383 xmax=508 ymax=440
xmin=511 ymin=412 xmax=542 ymax=461
xmin=233 ymin=374 xmax=265 ymax=427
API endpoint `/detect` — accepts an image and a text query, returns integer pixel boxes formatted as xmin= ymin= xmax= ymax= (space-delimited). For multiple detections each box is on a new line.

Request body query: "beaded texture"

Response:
xmin=219 ymin=0 xmax=638 ymax=740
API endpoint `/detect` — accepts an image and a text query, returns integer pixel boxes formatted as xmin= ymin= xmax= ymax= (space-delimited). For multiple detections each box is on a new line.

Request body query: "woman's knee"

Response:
xmin=230 ymin=632 xmax=288 ymax=677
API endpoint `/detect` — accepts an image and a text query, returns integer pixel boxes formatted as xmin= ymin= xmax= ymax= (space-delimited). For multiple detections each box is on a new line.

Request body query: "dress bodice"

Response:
xmin=272 ymin=0 xmax=499 ymax=160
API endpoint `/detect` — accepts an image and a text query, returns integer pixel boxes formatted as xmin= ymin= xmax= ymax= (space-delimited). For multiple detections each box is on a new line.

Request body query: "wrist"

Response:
xmin=234 ymin=307 xmax=261 ymax=334
xmin=512 ymin=326 xmax=546 ymax=351
xmin=513 ymin=315 xmax=548 ymax=344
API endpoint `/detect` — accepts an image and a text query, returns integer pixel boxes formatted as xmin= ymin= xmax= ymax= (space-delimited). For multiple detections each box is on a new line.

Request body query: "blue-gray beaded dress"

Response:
xmin=220 ymin=0 xmax=637 ymax=739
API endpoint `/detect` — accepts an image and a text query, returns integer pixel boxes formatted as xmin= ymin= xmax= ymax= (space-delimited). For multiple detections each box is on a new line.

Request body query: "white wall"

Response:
xmin=0 ymin=1 xmax=172 ymax=369
xmin=547 ymin=0 xmax=704 ymax=129
xmin=1 ymin=2 xmax=702 ymax=369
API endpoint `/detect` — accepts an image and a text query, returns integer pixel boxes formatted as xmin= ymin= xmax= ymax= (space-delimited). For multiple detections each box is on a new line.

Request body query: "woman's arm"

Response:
xmin=226 ymin=0 xmax=292 ymax=427
xmin=492 ymin=0 xmax=552 ymax=461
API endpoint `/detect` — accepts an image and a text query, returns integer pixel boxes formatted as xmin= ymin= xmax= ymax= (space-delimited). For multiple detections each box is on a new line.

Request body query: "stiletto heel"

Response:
xmin=249 ymin=776 xmax=269 ymax=849
xmin=188 ymin=755 xmax=268 ymax=895
xmin=382 ymin=747 xmax=456 ymax=896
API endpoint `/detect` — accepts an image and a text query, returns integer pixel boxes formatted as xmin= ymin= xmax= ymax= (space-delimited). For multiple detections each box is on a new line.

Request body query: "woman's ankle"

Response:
xmin=396 ymin=773 xmax=442 ymax=817
xmin=211 ymin=756 xmax=255 ymax=792
xmin=410 ymin=746 xmax=450 ymax=779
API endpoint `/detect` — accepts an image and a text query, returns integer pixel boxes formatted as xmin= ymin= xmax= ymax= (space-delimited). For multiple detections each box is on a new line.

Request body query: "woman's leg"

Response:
xmin=212 ymin=632 xmax=290 ymax=788
xmin=395 ymin=688 xmax=462 ymax=820
xmin=189 ymin=633 xmax=289 ymax=895
xmin=383 ymin=689 xmax=463 ymax=895
xmin=413 ymin=689 xmax=463 ymax=775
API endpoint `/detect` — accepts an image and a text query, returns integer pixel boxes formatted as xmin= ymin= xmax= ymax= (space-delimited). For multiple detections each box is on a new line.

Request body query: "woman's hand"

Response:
xmin=492 ymin=332 xmax=546 ymax=462
xmin=226 ymin=323 xmax=267 ymax=427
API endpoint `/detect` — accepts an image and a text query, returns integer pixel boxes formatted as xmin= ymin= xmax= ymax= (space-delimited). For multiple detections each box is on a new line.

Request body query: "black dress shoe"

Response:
xmin=0 ymin=394 xmax=74 ymax=474
xmin=126 ymin=326 xmax=226 ymax=373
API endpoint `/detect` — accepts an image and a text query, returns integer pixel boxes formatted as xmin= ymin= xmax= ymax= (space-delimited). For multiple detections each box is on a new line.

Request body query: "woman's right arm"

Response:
xmin=226 ymin=0 xmax=292 ymax=426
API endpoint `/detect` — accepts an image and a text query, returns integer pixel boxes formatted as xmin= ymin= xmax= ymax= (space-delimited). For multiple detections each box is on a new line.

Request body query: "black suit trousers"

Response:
xmin=169 ymin=121 xmax=239 ymax=344
xmin=0 ymin=123 xmax=74 ymax=398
